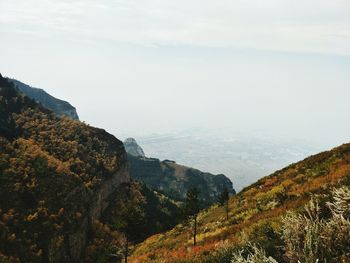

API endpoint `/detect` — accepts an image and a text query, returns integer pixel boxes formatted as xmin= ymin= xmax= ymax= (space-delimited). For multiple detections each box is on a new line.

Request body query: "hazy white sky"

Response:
xmin=1 ymin=0 xmax=350 ymax=147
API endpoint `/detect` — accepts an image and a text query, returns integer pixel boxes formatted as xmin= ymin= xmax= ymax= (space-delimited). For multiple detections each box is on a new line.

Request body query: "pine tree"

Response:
xmin=184 ymin=187 xmax=200 ymax=246
xmin=218 ymin=187 xmax=230 ymax=221
xmin=113 ymin=183 xmax=145 ymax=263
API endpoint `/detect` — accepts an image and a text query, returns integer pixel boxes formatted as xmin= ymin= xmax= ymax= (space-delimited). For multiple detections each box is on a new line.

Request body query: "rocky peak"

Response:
xmin=124 ymin=137 xmax=146 ymax=158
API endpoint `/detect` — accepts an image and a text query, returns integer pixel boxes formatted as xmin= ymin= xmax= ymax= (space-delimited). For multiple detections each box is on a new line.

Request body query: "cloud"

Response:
xmin=1 ymin=0 xmax=350 ymax=56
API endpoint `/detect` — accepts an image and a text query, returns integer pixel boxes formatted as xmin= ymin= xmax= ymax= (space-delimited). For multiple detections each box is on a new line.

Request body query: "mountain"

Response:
xmin=0 ymin=74 xmax=184 ymax=262
xmin=130 ymin=141 xmax=350 ymax=262
xmin=8 ymin=78 xmax=79 ymax=120
xmin=124 ymin=137 xmax=146 ymax=158
xmin=103 ymin=181 xmax=181 ymax=242
xmin=124 ymin=138 xmax=235 ymax=206
xmin=4 ymin=77 xmax=234 ymax=208
xmin=0 ymin=74 xmax=130 ymax=262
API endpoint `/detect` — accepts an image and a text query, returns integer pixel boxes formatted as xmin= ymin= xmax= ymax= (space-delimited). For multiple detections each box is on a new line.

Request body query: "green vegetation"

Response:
xmin=2 ymin=72 xmax=350 ymax=263
xmin=218 ymin=187 xmax=230 ymax=221
xmin=128 ymin=154 xmax=235 ymax=206
xmin=0 ymin=74 xmax=180 ymax=262
xmin=196 ymin=186 xmax=350 ymax=263
xmin=130 ymin=142 xmax=350 ymax=262
xmin=0 ymin=74 xmax=129 ymax=262
xmin=183 ymin=187 xmax=201 ymax=246
xmin=89 ymin=181 xmax=181 ymax=262
xmin=111 ymin=183 xmax=145 ymax=263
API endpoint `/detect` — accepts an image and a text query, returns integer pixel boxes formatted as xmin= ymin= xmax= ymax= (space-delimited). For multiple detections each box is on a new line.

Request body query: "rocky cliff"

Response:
xmin=124 ymin=138 xmax=235 ymax=205
xmin=9 ymin=78 xmax=79 ymax=120
xmin=0 ymin=74 xmax=128 ymax=262
xmin=128 ymin=155 xmax=235 ymax=206
xmin=124 ymin=138 xmax=146 ymax=158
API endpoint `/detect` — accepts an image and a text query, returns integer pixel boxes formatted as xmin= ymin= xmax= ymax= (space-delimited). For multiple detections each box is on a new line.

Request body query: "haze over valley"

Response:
xmin=1 ymin=0 xmax=350 ymax=262
xmin=132 ymin=129 xmax=319 ymax=190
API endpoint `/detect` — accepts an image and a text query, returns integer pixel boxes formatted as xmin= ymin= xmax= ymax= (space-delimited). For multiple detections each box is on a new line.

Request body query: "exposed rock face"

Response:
xmin=45 ymin=150 xmax=129 ymax=263
xmin=128 ymin=155 xmax=235 ymax=206
xmin=9 ymin=78 xmax=79 ymax=120
xmin=124 ymin=137 xmax=146 ymax=157
xmin=54 ymin=161 xmax=129 ymax=262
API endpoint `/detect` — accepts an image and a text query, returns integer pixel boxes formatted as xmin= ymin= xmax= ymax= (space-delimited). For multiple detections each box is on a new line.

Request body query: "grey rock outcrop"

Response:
xmin=124 ymin=138 xmax=146 ymax=157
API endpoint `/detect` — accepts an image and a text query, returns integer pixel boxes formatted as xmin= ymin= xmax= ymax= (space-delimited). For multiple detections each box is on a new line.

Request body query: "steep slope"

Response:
xmin=124 ymin=138 xmax=235 ymax=206
xmin=0 ymin=74 xmax=128 ymax=262
xmin=130 ymin=142 xmax=350 ymax=262
xmin=128 ymin=154 xmax=235 ymax=206
xmin=9 ymin=78 xmax=79 ymax=120
xmin=124 ymin=138 xmax=146 ymax=158
xmin=102 ymin=181 xmax=180 ymax=241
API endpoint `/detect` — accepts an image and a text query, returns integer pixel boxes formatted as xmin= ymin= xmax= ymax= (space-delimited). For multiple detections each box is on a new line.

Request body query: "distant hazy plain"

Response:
xmin=1 ymin=0 xmax=350 ymax=187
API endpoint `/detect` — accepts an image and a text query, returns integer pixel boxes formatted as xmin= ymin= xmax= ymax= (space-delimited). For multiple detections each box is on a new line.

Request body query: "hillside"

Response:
xmin=130 ymin=142 xmax=350 ymax=262
xmin=125 ymin=138 xmax=235 ymax=206
xmin=2 ymin=72 xmax=349 ymax=262
xmin=128 ymin=156 xmax=235 ymax=206
xmin=0 ymin=74 xmax=184 ymax=262
xmin=0 ymin=74 xmax=129 ymax=262
xmin=8 ymin=78 xmax=79 ymax=120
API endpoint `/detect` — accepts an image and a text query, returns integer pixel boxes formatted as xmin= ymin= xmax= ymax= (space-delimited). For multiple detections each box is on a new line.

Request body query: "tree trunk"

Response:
xmin=124 ymin=235 xmax=128 ymax=263
xmin=193 ymin=215 xmax=197 ymax=246
xmin=226 ymin=200 xmax=229 ymax=221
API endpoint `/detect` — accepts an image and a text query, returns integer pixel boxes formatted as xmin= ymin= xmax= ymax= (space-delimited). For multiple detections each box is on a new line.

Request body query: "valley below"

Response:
xmin=1 ymin=0 xmax=349 ymax=261
xmin=134 ymin=129 xmax=320 ymax=191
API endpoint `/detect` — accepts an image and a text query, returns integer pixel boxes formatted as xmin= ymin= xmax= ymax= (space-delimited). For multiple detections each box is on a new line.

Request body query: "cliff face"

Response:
xmin=128 ymin=155 xmax=235 ymax=206
xmin=124 ymin=138 xmax=235 ymax=205
xmin=0 ymin=75 xmax=129 ymax=262
xmin=8 ymin=78 xmax=79 ymax=120
xmin=124 ymin=138 xmax=146 ymax=158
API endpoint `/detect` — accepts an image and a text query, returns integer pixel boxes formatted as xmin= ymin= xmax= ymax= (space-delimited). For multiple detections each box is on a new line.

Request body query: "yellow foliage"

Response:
xmin=27 ymin=212 xmax=38 ymax=222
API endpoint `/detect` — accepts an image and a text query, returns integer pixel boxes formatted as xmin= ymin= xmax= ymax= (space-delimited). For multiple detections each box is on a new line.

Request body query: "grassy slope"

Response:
xmin=130 ymin=143 xmax=350 ymax=262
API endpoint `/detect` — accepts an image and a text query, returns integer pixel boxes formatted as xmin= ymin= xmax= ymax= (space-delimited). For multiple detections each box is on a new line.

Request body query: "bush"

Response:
xmin=281 ymin=186 xmax=350 ymax=263
xmin=230 ymin=244 xmax=278 ymax=263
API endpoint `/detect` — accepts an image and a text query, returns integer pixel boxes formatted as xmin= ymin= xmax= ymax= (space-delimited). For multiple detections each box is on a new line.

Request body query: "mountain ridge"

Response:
xmin=124 ymin=138 xmax=235 ymax=206
xmin=0 ymin=74 xmax=129 ymax=262
xmin=8 ymin=78 xmax=79 ymax=120
xmin=0 ymin=74 xmax=188 ymax=262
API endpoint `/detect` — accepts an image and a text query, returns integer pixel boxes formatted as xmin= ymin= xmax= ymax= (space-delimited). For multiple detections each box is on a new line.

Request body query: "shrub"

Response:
xmin=230 ymin=244 xmax=278 ymax=263
xmin=281 ymin=186 xmax=350 ymax=263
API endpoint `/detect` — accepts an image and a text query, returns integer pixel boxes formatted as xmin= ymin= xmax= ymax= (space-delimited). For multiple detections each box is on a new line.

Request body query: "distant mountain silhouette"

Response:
xmin=9 ymin=78 xmax=79 ymax=120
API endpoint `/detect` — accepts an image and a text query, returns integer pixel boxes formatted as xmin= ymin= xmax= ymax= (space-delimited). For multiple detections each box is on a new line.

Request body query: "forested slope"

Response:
xmin=0 ymin=74 xmax=129 ymax=262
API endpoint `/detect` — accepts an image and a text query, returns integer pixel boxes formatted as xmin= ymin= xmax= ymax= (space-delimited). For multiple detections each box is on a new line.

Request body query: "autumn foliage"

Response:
xmin=130 ymin=141 xmax=350 ymax=262
xmin=0 ymin=75 xmax=128 ymax=262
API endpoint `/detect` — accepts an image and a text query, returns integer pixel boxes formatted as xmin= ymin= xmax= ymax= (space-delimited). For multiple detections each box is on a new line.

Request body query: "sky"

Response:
xmin=1 ymin=0 xmax=350 ymax=149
